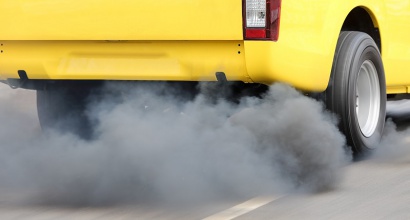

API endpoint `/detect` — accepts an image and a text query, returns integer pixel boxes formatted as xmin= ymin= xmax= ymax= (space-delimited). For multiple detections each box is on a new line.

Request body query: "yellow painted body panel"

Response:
xmin=244 ymin=1 xmax=341 ymax=91
xmin=0 ymin=0 xmax=243 ymax=40
xmin=382 ymin=0 xmax=410 ymax=91
xmin=1 ymin=0 xmax=410 ymax=93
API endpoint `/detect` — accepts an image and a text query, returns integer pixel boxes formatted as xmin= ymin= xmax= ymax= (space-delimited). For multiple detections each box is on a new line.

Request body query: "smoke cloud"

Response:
xmin=372 ymin=100 xmax=410 ymax=163
xmin=0 ymin=82 xmax=350 ymax=207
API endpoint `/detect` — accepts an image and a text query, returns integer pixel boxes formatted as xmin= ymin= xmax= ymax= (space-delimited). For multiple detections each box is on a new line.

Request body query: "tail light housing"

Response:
xmin=243 ymin=0 xmax=282 ymax=41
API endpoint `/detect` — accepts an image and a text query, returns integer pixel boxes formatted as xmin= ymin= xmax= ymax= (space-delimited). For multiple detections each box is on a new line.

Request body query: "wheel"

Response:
xmin=325 ymin=31 xmax=386 ymax=155
xmin=37 ymin=87 xmax=93 ymax=139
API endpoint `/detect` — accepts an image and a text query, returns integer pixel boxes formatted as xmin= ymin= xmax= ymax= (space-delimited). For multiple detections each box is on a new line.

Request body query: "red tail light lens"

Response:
xmin=244 ymin=0 xmax=281 ymax=41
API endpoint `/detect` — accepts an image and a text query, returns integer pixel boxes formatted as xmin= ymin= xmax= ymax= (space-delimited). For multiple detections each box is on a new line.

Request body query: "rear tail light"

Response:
xmin=244 ymin=0 xmax=282 ymax=41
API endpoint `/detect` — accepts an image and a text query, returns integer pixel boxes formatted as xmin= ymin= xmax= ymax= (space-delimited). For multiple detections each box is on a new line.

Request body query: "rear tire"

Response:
xmin=325 ymin=31 xmax=386 ymax=155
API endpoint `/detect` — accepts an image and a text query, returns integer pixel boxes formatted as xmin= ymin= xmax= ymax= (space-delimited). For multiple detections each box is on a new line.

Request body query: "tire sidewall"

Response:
xmin=347 ymin=37 xmax=386 ymax=152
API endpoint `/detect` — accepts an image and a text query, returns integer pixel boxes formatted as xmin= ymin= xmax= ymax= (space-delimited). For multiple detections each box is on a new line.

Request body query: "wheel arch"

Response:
xmin=323 ymin=2 xmax=385 ymax=90
xmin=341 ymin=6 xmax=382 ymax=53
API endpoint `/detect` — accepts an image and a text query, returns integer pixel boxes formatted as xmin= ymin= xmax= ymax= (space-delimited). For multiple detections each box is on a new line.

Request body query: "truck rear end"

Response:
xmin=0 ymin=1 xmax=245 ymax=82
xmin=0 ymin=0 xmax=288 ymax=88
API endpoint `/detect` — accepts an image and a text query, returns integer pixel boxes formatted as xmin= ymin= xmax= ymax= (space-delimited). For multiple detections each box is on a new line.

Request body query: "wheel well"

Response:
xmin=341 ymin=7 xmax=381 ymax=52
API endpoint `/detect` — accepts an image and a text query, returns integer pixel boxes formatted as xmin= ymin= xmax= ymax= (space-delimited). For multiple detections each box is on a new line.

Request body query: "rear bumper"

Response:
xmin=0 ymin=40 xmax=333 ymax=92
xmin=0 ymin=40 xmax=250 ymax=82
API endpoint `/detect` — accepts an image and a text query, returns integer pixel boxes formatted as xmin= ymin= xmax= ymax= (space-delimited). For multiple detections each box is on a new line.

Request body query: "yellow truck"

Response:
xmin=1 ymin=0 xmax=409 ymax=154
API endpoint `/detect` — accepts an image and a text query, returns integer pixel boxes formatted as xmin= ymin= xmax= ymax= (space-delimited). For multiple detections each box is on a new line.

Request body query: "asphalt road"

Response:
xmin=0 ymin=156 xmax=409 ymax=220
xmin=0 ymin=86 xmax=409 ymax=219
